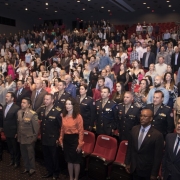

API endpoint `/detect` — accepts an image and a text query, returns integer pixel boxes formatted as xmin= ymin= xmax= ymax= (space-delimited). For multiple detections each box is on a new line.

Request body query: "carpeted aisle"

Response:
xmin=0 ymin=151 xmax=94 ymax=180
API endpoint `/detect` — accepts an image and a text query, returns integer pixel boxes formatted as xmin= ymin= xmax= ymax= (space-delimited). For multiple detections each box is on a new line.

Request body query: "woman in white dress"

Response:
xmin=16 ymin=60 xmax=29 ymax=81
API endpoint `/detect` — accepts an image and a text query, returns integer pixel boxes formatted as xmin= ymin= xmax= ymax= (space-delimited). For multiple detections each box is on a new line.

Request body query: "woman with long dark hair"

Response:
xmin=112 ymin=82 xmax=125 ymax=104
xmin=76 ymin=84 xmax=95 ymax=130
xmin=59 ymin=97 xmax=84 ymax=180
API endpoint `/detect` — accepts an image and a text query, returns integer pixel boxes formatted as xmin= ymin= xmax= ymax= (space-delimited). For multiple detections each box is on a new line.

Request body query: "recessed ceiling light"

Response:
xmin=55 ymin=10 xmax=57 ymax=12
xmin=108 ymin=10 xmax=110 ymax=12
xmin=147 ymin=7 xmax=150 ymax=8
xmin=173 ymin=9 xmax=175 ymax=11
xmin=101 ymin=6 xmax=104 ymax=8
xmin=169 ymin=5 xmax=171 ymax=7
xmin=88 ymin=0 xmax=91 ymax=1
xmin=45 ymin=3 xmax=48 ymax=5
xmin=5 ymin=3 xmax=8 ymax=5
xmin=143 ymin=2 xmax=146 ymax=4
xmin=77 ymin=0 xmax=80 ymax=2
xmin=83 ymin=8 xmax=85 ymax=10
xmin=166 ymin=1 xmax=170 ymax=2
xmin=25 ymin=8 xmax=28 ymax=10
xmin=46 ymin=8 xmax=48 ymax=9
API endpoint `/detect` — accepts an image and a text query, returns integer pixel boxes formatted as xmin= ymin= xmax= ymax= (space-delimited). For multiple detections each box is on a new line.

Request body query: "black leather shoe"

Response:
xmin=21 ymin=170 xmax=29 ymax=174
xmin=41 ymin=173 xmax=53 ymax=178
xmin=7 ymin=162 xmax=14 ymax=166
xmin=53 ymin=177 xmax=58 ymax=180
xmin=29 ymin=171 xmax=36 ymax=176
xmin=14 ymin=164 xmax=20 ymax=169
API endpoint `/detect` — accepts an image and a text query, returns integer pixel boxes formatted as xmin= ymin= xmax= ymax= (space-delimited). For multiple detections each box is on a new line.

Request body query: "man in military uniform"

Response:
xmin=95 ymin=87 xmax=118 ymax=136
xmin=38 ymin=93 xmax=61 ymax=180
xmin=118 ymin=91 xmax=140 ymax=141
xmin=17 ymin=97 xmax=39 ymax=176
xmin=76 ymin=84 xmax=96 ymax=131
xmin=54 ymin=80 xmax=71 ymax=112
xmin=145 ymin=90 xmax=174 ymax=138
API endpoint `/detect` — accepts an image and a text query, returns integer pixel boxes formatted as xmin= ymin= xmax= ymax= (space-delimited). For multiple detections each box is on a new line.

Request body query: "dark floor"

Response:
xmin=0 ymin=151 xmax=94 ymax=180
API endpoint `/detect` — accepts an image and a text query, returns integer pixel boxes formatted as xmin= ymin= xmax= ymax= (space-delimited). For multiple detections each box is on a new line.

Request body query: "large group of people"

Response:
xmin=0 ymin=20 xmax=180 ymax=180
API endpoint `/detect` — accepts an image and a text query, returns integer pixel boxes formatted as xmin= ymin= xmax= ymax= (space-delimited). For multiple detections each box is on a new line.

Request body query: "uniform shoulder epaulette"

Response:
xmin=96 ymin=99 xmax=101 ymax=102
xmin=41 ymin=105 xmax=45 ymax=107
xmin=118 ymin=103 xmax=123 ymax=105
xmin=55 ymin=107 xmax=61 ymax=111
xmin=165 ymin=105 xmax=170 ymax=108
xmin=30 ymin=110 xmax=36 ymax=114
xmin=88 ymin=96 xmax=92 ymax=99
xmin=112 ymin=100 xmax=116 ymax=103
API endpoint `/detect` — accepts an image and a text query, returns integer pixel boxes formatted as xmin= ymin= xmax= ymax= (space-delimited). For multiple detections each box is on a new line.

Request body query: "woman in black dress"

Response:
xmin=89 ymin=67 xmax=99 ymax=90
xmin=112 ymin=82 xmax=125 ymax=104
xmin=116 ymin=64 xmax=129 ymax=91
xmin=59 ymin=97 xmax=84 ymax=180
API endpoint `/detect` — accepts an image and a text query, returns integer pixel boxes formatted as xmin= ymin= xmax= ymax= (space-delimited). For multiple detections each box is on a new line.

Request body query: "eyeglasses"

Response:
xmin=140 ymin=115 xmax=152 ymax=118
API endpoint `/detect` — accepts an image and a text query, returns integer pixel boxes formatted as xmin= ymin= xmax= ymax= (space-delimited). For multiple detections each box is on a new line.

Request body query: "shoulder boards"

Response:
xmin=165 ymin=105 xmax=170 ymax=108
xmin=41 ymin=105 xmax=45 ymax=107
xmin=118 ymin=103 xmax=123 ymax=105
xmin=87 ymin=96 xmax=92 ymax=99
xmin=55 ymin=107 xmax=61 ymax=111
xmin=96 ymin=99 xmax=101 ymax=102
xmin=112 ymin=100 xmax=116 ymax=103
xmin=30 ymin=110 xmax=36 ymax=114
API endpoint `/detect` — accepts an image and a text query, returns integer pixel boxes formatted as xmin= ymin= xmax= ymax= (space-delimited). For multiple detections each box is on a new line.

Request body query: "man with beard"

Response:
xmin=147 ymin=75 xmax=169 ymax=105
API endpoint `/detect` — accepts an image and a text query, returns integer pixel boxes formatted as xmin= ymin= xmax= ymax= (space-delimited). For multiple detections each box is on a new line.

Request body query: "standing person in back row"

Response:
xmin=17 ymin=97 xmax=39 ymax=176
xmin=125 ymin=109 xmax=164 ymax=180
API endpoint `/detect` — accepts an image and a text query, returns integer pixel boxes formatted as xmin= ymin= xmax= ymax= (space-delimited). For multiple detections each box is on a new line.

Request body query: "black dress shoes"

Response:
xmin=41 ymin=173 xmax=53 ymax=178
xmin=21 ymin=170 xmax=29 ymax=174
xmin=7 ymin=162 xmax=14 ymax=166
xmin=29 ymin=170 xmax=36 ymax=176
xmin=14 ymin=164 xmax=20 ymax=169
xmin=53 ymin=177 xmax=58 ymax=180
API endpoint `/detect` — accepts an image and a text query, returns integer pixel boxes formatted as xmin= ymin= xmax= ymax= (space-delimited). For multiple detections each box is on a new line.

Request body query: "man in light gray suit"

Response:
xmin=31 ymin=79 xmax=47 ymax=112
xmin=17 ymin=97 xmax=39 ymax=176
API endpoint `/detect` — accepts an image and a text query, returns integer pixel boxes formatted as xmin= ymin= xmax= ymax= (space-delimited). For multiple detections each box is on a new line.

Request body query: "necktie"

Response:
xmin=17 ymin=89 xmax=21 ymax=97
xmin=173 ymin=137 xmax=180 ymax=156
xmin=138 ymin=128 xmax=145 ymax=150
xmin=4 ymin=105 xmax=10 ymax=117
xmin=22 ymin=112 xmax=25 ymax=118
xmin=33 ymin=90 xmax=39 ymax=109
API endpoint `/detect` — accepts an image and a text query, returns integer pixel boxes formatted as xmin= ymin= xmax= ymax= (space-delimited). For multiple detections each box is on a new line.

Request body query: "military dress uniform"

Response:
xmin=95 ymin=99 xmax=118 ymax=136
xmin=54 ymin=91 xmax=71 ymax=111
xmin=38 ymin=105 xmax=61 ymax=178
xmin=76 ymin=95 xmax=96 ymax=130
xmin=0 ymin=104 xmax=3 ymax=160
xmin=145 ymin=104 xmax=175 ymax=138
xmin=17 ymin=108 xmax=39 ymax=173
xmin=118 ymin=103 xmax=140 ymax=141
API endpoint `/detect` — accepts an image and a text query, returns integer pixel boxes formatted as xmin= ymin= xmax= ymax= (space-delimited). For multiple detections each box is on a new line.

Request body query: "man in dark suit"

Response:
xmin=171 ymin=47 xmax=180 ymax=73
xmin=118 ymin=91 xmax=140 ymax=141
xmin=145 ymin=90 xmax=174 ymax=138
xmin=125 ymin=109 xmax=164 ymax=180
xmin=38 ymin=94 xmax=61 ymax=180
xmin=31 ymin=79 xmax=47 ymax=113
xmin=60 ymin=52 xmax=71 ymax=73
xmin=141 ymin=46 xmax=155 ymax=70
xmin=162 ymin=119 xmax=180 ymax=180
xmin=95 ymin=87 xmax=118 ymax=136
xmin=15 ymin=80 xmax=31 ymax=107
xmin=3 ymin=92 xmax=20 ymax=168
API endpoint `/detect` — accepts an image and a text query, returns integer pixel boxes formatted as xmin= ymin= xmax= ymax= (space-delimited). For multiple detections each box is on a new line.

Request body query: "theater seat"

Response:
xmin=82 ymin=131 xmax=95 ymax=157
xmin=88 ymin=135 xmax=117 ymax=180
xmin=110 ymin=141 xmax=131 ymax=180
xmin=80 ymin=131 xmax=96 ymax=177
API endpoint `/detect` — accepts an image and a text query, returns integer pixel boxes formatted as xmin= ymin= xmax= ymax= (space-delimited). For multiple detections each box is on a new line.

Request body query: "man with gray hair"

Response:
xmin=64 ymin=75 xmax=76 ymax=98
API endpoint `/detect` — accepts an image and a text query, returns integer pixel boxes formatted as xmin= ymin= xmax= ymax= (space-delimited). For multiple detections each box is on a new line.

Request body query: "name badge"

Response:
xmin=159 ymin=113 xmax=166 ymax=117
xmin=24 ymin=118 xmax=30 ymax=121
xmin=49 ymin=116 xmax=55 ymax=119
